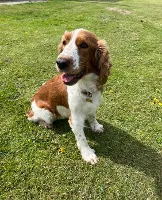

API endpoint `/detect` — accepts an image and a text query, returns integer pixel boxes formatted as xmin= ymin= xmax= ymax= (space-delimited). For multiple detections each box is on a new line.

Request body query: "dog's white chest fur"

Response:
xmin=67 ymin=73 xmax=102 ymax=116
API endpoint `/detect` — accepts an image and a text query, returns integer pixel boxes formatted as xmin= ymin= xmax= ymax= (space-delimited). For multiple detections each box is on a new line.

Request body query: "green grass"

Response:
xmin=0 ymin=0 xmax=162 ymax=199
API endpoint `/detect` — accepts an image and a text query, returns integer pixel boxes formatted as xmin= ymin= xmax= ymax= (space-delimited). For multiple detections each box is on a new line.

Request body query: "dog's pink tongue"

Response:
xmin=62 ymin=73 xmax=75 ymax=83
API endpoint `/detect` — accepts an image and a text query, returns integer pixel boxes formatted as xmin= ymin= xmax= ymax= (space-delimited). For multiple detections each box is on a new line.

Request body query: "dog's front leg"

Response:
xmin=88 ymin=114 xmax=104 ymax=133
xmin=69 ymin=114 xmax=98 ymax=164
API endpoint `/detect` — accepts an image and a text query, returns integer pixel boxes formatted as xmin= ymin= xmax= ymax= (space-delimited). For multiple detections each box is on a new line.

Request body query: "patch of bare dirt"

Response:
xmin=107 ymin=7 xmax=131 ymax=15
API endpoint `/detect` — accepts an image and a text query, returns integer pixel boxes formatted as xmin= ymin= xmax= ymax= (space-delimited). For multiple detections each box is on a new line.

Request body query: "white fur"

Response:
xmin=67 ymin=73 xmax=103 ymax=164
xmin=58 ymin=29 xmax=82 ymax=69
xmin=28 ymin=101 xmax=55 ymax=125
xmin=56 ymin=106 xmax=70 ymax=118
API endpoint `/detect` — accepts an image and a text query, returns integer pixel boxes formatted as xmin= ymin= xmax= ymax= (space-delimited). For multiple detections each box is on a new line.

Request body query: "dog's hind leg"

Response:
xmin=27 ymin=100 xmax=55 ymax=129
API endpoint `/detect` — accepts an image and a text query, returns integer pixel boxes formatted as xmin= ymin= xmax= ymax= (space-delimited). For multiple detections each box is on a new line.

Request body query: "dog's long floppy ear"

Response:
xmin=95 ymin=40 xmax=112 ymax=85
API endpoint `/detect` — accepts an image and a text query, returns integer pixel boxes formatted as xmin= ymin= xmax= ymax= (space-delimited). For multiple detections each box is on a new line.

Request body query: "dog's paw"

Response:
xmin=81 ymin=147 xmax=98 ymax=164
xmin=91 ymin=123 xmax=104 ymax=133
xmin=39 ymin=120 xmax=53 ymax=129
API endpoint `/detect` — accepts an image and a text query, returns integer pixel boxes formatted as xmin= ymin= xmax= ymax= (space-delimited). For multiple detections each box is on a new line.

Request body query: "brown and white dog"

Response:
xmin=27 ymin=29 xmax=112 ymax=164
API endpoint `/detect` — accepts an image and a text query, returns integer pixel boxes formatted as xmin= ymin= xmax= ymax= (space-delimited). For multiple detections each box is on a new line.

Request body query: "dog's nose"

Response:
xmin=56 ymin=58 xmax=70 ymax=70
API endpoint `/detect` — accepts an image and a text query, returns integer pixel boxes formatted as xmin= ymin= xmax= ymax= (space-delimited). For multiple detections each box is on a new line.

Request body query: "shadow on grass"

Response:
xmin=86 ymin=120 xmax=162 ymax=199
xmin=53 ymin=119 xmax=162 ymax=198
xmin=53 ymin=119 xmax=71 ymax=134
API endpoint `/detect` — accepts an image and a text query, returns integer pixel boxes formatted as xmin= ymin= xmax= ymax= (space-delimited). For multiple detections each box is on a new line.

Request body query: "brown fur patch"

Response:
xmin=31 ymin=75 xmax=69 ymax=119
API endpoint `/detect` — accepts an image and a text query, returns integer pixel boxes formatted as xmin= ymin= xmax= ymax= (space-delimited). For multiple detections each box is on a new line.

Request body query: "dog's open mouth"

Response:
xmin=61 ymin=70 xmax=86 ymax=86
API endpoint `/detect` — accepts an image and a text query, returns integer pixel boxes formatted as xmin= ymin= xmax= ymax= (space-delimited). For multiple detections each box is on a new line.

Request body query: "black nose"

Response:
xmin=56 ymin=57 xmax=70 ymax=70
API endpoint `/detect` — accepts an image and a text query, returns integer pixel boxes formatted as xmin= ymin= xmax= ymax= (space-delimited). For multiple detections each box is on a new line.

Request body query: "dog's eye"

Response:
xmin=80 ymin=43 xmax=88 ymax=48
xmin=62 ymin=40 xmax=66 ymax=45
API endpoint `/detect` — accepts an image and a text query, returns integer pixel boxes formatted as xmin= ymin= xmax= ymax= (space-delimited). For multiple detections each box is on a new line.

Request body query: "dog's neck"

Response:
xmin=68 ymin=73 xmax=100 ymax=94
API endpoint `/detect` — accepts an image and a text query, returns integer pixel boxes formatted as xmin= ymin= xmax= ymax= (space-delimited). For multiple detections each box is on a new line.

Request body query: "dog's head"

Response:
xmin=56 ymin=29 xmax=112 ymax=86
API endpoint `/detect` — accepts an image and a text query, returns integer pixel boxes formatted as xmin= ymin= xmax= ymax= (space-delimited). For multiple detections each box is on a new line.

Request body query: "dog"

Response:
xmin=27 ymin=28 xmax=112 ymax=164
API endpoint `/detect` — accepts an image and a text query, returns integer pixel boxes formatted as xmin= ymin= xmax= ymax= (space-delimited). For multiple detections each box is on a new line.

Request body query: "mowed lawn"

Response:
xmin=0 ymin=0 xmax=162 ymax=199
